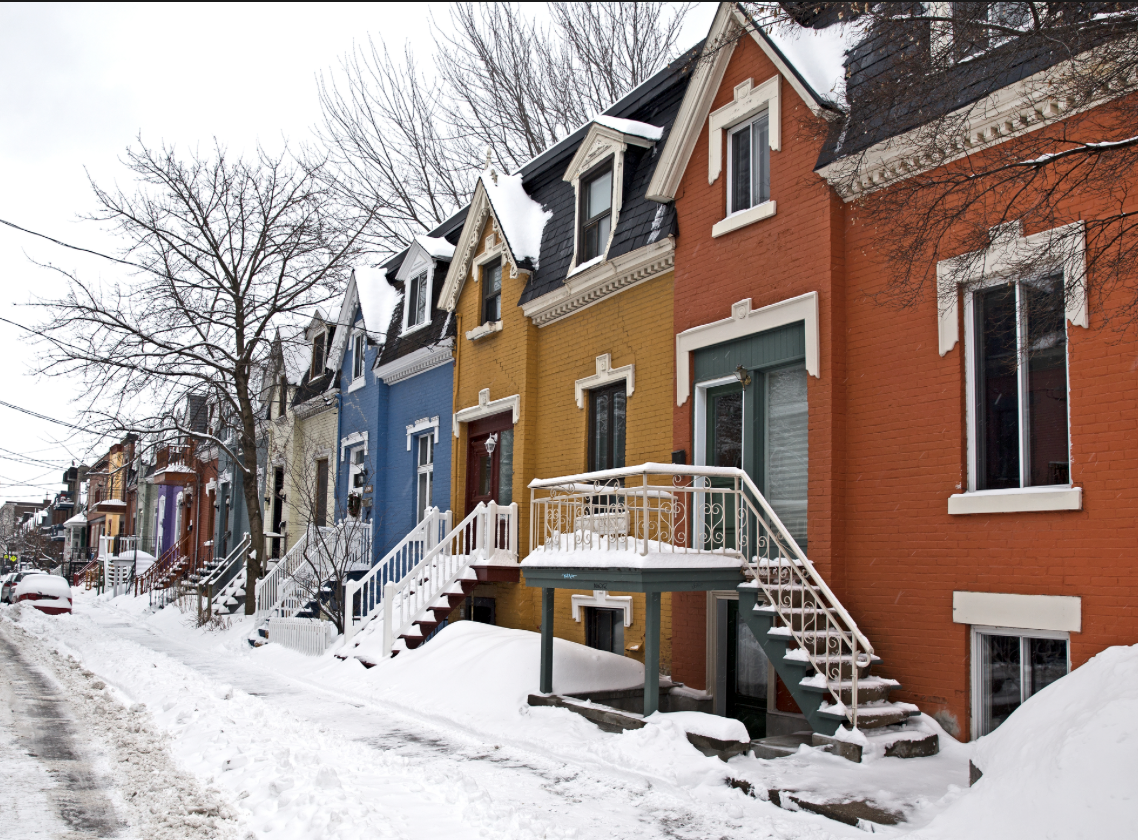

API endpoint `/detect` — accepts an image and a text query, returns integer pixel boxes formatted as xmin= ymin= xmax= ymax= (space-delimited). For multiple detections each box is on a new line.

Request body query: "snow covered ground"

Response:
xmin=1 ymin=590 xmax=1131 ymax=839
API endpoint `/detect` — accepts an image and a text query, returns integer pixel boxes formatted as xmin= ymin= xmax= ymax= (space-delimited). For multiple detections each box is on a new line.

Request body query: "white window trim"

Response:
xmin=405 ymin=416 xmax=440 ymax=451
xmin=708 ymin=76 xmax=781 ymax=185
xmin=350 ymin=329 xmax=367 ymax=386
xmin=953 ymin=591 xmax=1081 ymax=633
xmin=401 ymin=269 xmax=432 ymax=336
xmin=571 ymin=590 xmax=633 ymax=627
xmin=574 ymin=354 xmax=635 ymax=409
xmin=469 ymin=243 xmax=507 ymax=331
xmin=453 ymin=388 xmax=520 ymax=437
xmin=465 ymin=320 xmax=503 ymax=341
xmin=711 ymin=200 xmax=776 ymax=238
xmin=339 ymin=431 xmax=368 ymax=463
xmin=969 ymin=623 xmax=1071 ymax=740
xmin=676 ymin=292 xmax=820 ymax=406
xmin=948 ymin=485 xmax=1081 ymax=515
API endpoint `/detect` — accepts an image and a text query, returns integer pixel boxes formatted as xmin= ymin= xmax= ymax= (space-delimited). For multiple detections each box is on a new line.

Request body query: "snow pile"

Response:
xmin=650 ymin=711 xmax=749 ymax=743
xmin=354 ymin=266 xmax=401 ymax=340
xmin=480 ymin=170 xmax=551 ymax=266
xmin=415 ymin=235 xmax=455 ymax=260
xmin=764 ymin=21 xmax=866 ymax=106
xmin=523 ymin=535 xmax=745 ymax=570
xmin=912 ymin=644 xmax=1138 ymax=839
xmin=594 ymin=114 xmax=664 ymax=141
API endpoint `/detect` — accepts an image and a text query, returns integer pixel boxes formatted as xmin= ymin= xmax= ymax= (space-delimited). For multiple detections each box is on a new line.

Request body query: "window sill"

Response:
xmin=465 ymin=320 xmax=503 ymax=341
xmin=711 ymin=200 xmax=776 ymax=238
xmin=947 ymin=485 xmax=1082 ymax=515
xmin=401 ymin=320 xmax=429 ymax=338
xmin=347 ymin=377 xmax=366 ymax=394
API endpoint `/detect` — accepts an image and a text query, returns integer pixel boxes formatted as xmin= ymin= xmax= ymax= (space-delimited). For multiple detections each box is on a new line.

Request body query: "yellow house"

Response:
xmin=440 ymin=53 xmax=697 ymax=674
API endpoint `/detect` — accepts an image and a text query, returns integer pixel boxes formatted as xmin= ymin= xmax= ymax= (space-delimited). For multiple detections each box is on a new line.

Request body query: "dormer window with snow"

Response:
xmin=728 ymin=111 xmax=770 ymax=214
xmin=407 ymin=271 xmax=429 ymax=330
xmin=310 ymin=326 xmax=332 ymax=380
xmin=579 ymin=163 xmax=613 ymax=263
xmin=351 ymin=330 xmax=366 ymax=382
xmin=482 ymin=258 xmax=502 ymax=324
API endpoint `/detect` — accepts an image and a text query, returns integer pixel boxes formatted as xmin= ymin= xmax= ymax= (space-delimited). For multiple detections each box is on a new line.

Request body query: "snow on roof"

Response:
xmin=63 ymin=512 xmax=86 ymax=526
xmin=480 ymin=170 xmax=552 ymax=266
xmin=765 ymin=21 xmax=865 ymax=107
xmin=416 ymin=235 xmax=456 ymax=261
xmin=354 ymin=267 xmax=401 ymax=340
xmin=281 ymin=333 xmax=310 ymax=386
xmin=593 ymin=114 xmax=664 ymax=141
xmin=522 ymin=536 xmax=744 ymax=571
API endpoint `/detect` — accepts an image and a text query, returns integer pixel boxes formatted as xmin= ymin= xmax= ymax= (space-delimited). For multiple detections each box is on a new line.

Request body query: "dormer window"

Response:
xmin=728 ymin=112 xmax=770 ymax=215
xmin=482 ymin=258 xmax=502 ymax=324
xmin=407 ymin=271 xmax=429 ymax=329
xmin=352 ymin=331 xmax=366 ymax=381
xmin=579 ymin=163 xmax=613 ymax=262
xmin=310 ymin=330 xmax=326 ymax=380
xmin=277 ymin=375 xmax=287 ymax=418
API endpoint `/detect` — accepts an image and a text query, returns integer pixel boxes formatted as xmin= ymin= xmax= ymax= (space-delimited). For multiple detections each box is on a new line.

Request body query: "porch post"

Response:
xmin=540 ymin=587 xmax=555 ymax=694
xmin=644 ymin=590 xmax=661 ymax=716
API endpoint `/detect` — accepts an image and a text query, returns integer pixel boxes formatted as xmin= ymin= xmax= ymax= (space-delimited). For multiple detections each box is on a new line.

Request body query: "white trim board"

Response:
xmin=406 ymin=416 xmax=440 ymax=451
xmin=675 ymin=291 xmax=820 ymax=405
xmin=947 ymin=485 xmax=1081 ymax=515
xmin=574 ymin=354 xmax=634 ymax=409
xmin=708 ymin=75 xmax=781 ymax=185
xmin=953 ymin=591 xmax=1081 ymax=633
xmin=453 ymin=389 xmax=520 ymax=437
xmin=339 ymin=431 xmax=368 ymax=462
xmin=570 ymin=590 xmax=633 ymax=627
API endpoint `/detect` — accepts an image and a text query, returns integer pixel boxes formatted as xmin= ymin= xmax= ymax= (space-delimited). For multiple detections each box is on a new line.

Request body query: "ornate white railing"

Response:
xmin=529 ymin=463 xmax=873 ymax=728
xmin=343 ymin=508 xmax=449 ymax=644
xmin=378 ymin=502 xmax=518 ymax=658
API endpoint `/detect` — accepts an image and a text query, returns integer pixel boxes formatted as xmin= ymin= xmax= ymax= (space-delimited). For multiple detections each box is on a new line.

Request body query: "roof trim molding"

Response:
xmin=563 ymin=123 xmax=655 ymax=185
xmin=374 ymin=340 xmax=454 ymax=385
xmin=440 ymin=182 xmax=529 ymax=313
xmin=328 ymin=271 xmax=359 ymax=370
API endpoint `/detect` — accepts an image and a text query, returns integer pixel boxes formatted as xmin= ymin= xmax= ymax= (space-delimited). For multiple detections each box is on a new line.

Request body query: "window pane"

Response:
xmin=735 ymin=618 xmax=769 ymax=700
xmin=1024 ymin=275 xmax=1069 ymax=486
xmin=586 ymin=607 xmax=621 ymax=653
xmin=592 ymin=389 xmax=611 ymax=471
xmin=485 ymin=261 xmax=501 ymax=296
xmin=595 ymin=215 xmax=611 ymax=255
xmin=1028 ymin=637 xmax=1067 ymax=697
xmin=767 ymin=366 xmax=809 ymax=547
xmin=586 ymin=169 xmax=612 ymax=218
xmin=477 ymin=453 xmax=492 ymax=497
xmin=751 ymin=113 xmax=770 ymax=205
xmin=976 ymin=286 xmax=1021 ymax=489
xmin=612 ymin=389 xmax=626 ymax=470
xmin=411 ymin=273 xmax=427 ymax=326
xmin=731 ymin=125 xmax=751 ymax=213
xmin=980 ymin=633 xmax=1022 ymax=735
xmin=713 ymin=392 xmax=743 ymax=468
xmin=497 ymin=429 xmax=513 ymax=505
xmin=417 ymin=472 xmax=429 ymax=521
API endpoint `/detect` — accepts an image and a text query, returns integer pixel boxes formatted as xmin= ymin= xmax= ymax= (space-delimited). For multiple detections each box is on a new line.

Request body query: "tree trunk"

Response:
xmin=235 ymin=368 xmax=266 ymax=616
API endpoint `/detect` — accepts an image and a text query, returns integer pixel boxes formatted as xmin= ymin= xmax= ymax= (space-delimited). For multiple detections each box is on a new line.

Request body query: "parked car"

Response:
xmin=13 ymin=574 xmax=72 ymax=615
xmin=2 ymin=571 xmax=44 ymax=604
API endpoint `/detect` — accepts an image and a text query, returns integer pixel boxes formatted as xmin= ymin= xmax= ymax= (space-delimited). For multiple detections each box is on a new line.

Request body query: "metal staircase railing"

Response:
xmin=529 ymin=463 xmax=872 ymax=728
xmin=196 ymin=532 xmax=251 ymax=620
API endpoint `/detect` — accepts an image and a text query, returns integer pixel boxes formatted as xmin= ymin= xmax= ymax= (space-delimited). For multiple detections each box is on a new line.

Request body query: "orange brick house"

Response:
xmin=657 ymin=2 xmax=1138 ymax=743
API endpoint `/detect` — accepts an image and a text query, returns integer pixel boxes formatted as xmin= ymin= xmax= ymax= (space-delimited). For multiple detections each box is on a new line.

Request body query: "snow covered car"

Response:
xmin=13 ymin=574 xmax=72 ymax=615
xmin=2 ymin=571 xmax=43 ymax=604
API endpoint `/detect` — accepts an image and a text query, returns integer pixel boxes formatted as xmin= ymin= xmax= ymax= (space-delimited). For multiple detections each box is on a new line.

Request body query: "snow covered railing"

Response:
xmin=343 ymin=508 xmax=449 ymax=644
xmin=254 ymin=525 xmax=330 ymax=622
xmin=530 ymin=464 xmax=874 ymax=728
xmin=266 ymin=617 xmax=336 ymax=656
xmin=255 ymin=523 xmax=369 ymax=623
xmin=195 ymin=532 xmax=251 ymax=619
xmin=380 ymin=501 xmax=518 ymax=657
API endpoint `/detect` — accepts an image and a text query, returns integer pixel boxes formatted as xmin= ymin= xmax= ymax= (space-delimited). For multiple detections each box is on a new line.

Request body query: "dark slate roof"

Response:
xmin=291 ymin=369 xmax=336 ymax=408
xmin=515 ymin=44 xmax=702 ymax=305
xmin=374 ymin=206 xmax=468 ymax=367
xmin=816 ymin=5 xmax=1120 ymax=169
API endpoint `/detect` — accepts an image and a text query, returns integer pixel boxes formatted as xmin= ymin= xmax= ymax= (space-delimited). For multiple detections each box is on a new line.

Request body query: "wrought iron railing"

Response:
xmin=529 ymin=463 xmax=873 ymax=729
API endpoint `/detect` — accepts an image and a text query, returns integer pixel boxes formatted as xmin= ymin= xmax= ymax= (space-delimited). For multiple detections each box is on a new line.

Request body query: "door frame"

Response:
xmin=706 ymin=590 xmax=777 ymax=718
xmin=465 ymin=410 xmax=514 ymax=516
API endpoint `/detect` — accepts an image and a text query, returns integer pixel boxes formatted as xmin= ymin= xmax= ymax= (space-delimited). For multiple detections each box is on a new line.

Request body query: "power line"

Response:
xmin=0 ymin=216 xmax=142 ymax=270
xmin=0 ymin=398 xmax=92 ymax=433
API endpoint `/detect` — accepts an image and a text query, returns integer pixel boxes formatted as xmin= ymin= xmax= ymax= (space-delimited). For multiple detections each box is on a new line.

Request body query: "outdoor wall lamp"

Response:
xmin=485 ymin=432 xmax=498 ymax=455
xmin=734 ymin=365 xmax=752 ymax=387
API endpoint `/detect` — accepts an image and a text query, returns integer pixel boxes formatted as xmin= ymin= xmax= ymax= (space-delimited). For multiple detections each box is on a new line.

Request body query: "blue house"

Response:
xmin=332 ymin=215 xmax=464 ymax=562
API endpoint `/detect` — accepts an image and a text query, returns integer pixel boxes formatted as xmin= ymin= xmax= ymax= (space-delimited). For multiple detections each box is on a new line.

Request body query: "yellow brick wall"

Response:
xmin=449 ymin=211 xmax=676 ymax=671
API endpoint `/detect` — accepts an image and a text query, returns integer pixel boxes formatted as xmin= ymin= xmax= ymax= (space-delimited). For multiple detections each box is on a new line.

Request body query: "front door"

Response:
xmin=465 ymin=411 xmax=514 ymax=516
xmin=705 ymin=383 xmax=743 ymax=551
xmin=716 ymin=597 xmax=769 ymax=739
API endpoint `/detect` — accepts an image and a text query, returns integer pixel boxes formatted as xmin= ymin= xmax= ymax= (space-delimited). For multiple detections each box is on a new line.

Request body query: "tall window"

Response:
xmin=952 ymin=2 xmax=1028 ymax=61
xmin=314 ymin=458 xmax=329 ymax=527
xmin=416 ymin=435 xmax=433 ymax=522
xmin=728 ymin=112 xmax=770 ymax=214
xmin=310 ymin=330 xmax=326 ymax=380
xmin=482 ymin=259 xmax=502 ymax=324
xmin=975 ymin=628 xmax=1068 ymax=736
xmin=971 ymin=275 xmax=1069 ymax=490
xmin=277 ymin=376 xmax=287 ymax=418
xmin=407 ymin=271 xmax=429 ymax=329
xmin=589 ymin=383 xmax=627 ymax=472
xmin=579 ymin=164 xmax=613 ymax=262
xmin=352 ymin=331 xmax=366 ymax=381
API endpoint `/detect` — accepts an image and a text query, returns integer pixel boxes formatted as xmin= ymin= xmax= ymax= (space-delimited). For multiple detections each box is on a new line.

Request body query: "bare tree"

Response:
xmin=35 ymin=142 xmax=376 ymax=612
xmin=744 ymin=2 xmax=1138 ymax=327
xmin=318 ymin=2 xmax=693 ymax=257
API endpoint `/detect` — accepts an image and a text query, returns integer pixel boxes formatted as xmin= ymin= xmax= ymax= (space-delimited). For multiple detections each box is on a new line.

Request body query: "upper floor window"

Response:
xmin=951 ymin=2 xmax=1029 ymax=61
xmin=588 ymin=382 xmax=627 ymax=472
xmin=310 ymin=329 xmax=327 ymax=380
xmin=579 ymin=164 xmax=613 ymax=262
xmin=277 ymin=375 xmax=287 ymax=418
xmin=407 ymin=271 xmax=429 ymax=330
xmin=352 ymin=331 xmax=367 ymax=381
xmin=969 ymin=275 xmax=1069 ymax=490
xmin=482 ymin=258 xmax=502 ymax=324
xmin=728 ymin=112 xmax=770 ymax=215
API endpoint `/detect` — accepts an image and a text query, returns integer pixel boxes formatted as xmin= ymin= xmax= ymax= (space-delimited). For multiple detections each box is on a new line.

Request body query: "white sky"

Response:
xmin=0 ymin=1 xmax=716 ymax=503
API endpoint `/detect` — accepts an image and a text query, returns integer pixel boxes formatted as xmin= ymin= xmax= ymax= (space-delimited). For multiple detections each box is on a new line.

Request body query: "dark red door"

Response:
xmin=465 ymin=411 xmax=514 ymax=517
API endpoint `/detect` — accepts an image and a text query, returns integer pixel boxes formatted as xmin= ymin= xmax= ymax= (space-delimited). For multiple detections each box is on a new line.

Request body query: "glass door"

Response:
xmin=716 ymin=598 xmax=769 ymax=739
xmin=704 ymin=383 xmax=743 ymax=551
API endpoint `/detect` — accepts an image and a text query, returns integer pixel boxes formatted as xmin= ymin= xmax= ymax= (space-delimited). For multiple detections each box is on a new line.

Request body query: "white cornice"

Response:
xmin=521 ymin=237 xmax=675 ymax=328
xmin=374 ymin=341 xmax=454 ymax=385
xmin=817 ymin=55 xmax=1129 ymax=201
xmin=574 ymin=354 xmax=634 ymax=409
xmin=453 ymin=389 xmax=520 ymax=437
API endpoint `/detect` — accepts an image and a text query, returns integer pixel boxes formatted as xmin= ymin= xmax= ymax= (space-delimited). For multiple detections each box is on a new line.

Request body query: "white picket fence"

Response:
xmin=266 ymin=617 xmax=337 ymax=656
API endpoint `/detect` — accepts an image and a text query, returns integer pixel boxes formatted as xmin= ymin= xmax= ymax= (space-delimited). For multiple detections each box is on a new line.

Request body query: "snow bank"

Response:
xmin=650 ymin=711 xmax=749 ymax=743
xmin=594 ymin=114 xmax=663 ymax=141
xmin=354 ymin=266 xmax=400 ymax=339
xmin=912 ymin=644 xmax=1138 ymax=839
xmin=480 ymin=171 xmax=551 ymax=265
xmin=523 ymin=537 xmax=744 ymax=570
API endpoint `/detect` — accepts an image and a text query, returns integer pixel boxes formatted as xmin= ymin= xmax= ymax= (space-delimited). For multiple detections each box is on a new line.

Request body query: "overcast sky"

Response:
xmin=0 ymin=2 xmax=715 ymax=504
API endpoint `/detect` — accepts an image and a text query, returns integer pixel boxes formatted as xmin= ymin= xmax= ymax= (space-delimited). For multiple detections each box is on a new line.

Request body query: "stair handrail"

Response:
xmin=135 ymin=532 xmax=193 ymax=596
xmin=199 ymin=531 xmax=251 ymax=589
xmin=343 ymin=508 xmax=448 ymax=644
xmin=380 ymin=502 xmax=518 ymax=657
xmin=253 ymin=523 xmax=339 ymax=621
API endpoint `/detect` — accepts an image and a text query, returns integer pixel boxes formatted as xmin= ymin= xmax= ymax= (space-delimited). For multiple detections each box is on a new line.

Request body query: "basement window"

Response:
xmin=973 ymin=626 xmax=1068 ymax=737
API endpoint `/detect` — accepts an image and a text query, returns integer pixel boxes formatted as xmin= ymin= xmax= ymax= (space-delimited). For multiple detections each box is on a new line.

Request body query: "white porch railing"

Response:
xmin=254 ymin=524 xmax=335 ymax=621
xmin=266 ymin=617 xmax=336 ymax=656
xmin=343 ymin=508 xmax=449 ymax=644
xmin=529 ymin=463 xmax=873 ymax=728
xmin=375 ymin=501 xmax=518 ymax=658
